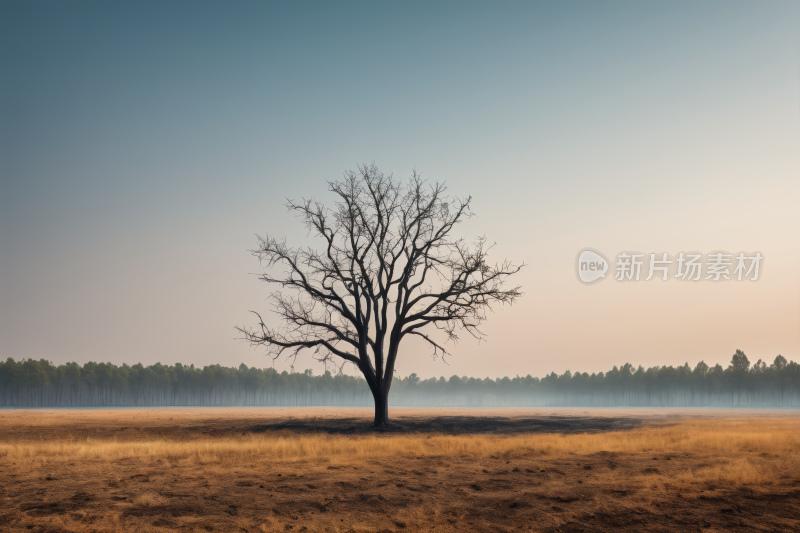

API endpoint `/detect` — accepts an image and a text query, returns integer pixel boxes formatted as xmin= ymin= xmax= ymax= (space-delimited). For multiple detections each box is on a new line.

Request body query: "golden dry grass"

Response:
xmin=4 ymin=418 xmax=798 ymax=484
xmin=1 ymin=410 xmax=799 ymax=532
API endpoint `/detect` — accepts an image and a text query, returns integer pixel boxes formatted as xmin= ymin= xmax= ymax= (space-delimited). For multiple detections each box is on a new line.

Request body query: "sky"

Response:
xmin=2 ymin=0 xmax=799 ymax=380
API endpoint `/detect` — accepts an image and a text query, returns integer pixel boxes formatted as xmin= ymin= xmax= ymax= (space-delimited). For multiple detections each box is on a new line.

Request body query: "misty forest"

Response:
xmin=1 ymin=350 xmax=798 ymax=408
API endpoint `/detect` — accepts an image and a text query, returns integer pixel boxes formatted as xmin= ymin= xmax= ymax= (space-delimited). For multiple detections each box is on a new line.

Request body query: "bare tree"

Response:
xmin=237 ymin=164 xmax=523 ymax=425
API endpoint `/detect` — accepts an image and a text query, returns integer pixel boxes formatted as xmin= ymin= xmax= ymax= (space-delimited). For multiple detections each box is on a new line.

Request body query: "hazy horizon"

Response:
xmin=2 ymin=0 xmax=799 ymax=379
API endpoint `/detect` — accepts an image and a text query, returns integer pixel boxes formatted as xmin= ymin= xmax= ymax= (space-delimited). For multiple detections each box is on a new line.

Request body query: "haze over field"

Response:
xmin=2 ymin=1 xmax=799 ymax=379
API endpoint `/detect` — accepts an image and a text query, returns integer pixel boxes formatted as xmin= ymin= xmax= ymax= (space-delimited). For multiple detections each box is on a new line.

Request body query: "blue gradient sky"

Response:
xmin=2 ymin=1 xmax=799 ymax=378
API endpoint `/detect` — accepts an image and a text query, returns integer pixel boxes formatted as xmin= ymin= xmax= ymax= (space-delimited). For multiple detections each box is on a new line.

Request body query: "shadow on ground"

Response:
xmin=250 ymin=415 xmax=644 ymax=435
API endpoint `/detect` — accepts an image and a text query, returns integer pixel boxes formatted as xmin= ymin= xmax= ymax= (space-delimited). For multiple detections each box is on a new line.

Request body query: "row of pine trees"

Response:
xmin=0 ymin=350 xmax=798 ymax=407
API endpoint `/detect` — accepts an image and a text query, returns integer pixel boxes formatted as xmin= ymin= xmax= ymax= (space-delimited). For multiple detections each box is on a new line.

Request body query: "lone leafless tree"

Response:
xmin=237 ymin=164 xmax=523 ymax=425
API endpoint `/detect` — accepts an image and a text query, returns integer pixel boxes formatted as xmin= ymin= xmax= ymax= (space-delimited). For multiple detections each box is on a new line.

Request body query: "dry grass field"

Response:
xmin=1 ymin=407 xmax=799 ymax=532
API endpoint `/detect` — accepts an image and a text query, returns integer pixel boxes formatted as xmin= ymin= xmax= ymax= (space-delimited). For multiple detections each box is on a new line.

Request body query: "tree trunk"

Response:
xmin=372 ymin=387 xmax=389 ymax=426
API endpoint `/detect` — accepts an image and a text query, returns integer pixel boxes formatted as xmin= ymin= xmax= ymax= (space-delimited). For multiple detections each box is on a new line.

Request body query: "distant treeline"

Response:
xmin=0 ymin=350 xmax=798 ymax=407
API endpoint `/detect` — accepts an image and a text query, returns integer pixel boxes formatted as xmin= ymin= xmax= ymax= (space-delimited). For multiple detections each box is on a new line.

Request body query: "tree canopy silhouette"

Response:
xmin=237 ymin=164 xmax=523 ymax=425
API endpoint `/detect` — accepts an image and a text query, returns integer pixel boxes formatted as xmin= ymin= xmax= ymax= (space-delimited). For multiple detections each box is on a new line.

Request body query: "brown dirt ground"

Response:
xmin=1 ymin=407 xmax=799 ymax=532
